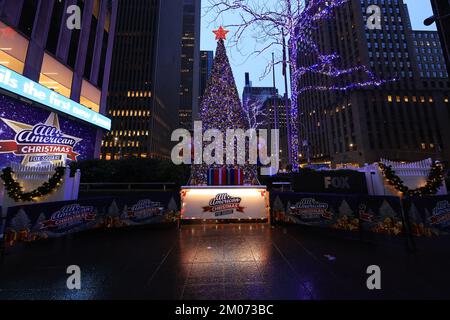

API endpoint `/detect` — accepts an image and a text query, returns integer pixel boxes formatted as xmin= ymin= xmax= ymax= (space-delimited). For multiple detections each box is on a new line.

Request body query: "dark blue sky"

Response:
xmin=200 ymin=0 xmax=436 ymax=98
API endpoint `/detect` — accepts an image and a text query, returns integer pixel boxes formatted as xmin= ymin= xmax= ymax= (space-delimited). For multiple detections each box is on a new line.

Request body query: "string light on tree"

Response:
xmin=208 ymin=0 xmax=391 ymax=170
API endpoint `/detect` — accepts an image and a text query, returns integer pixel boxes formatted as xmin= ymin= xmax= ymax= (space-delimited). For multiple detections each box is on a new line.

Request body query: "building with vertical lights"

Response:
xmin=0 ymin=0 xmax=116 ymax=168
xmin=430 ymin=0 xmax=450 ymax=77
xmin=297 ymin=0 xmax=450 ymax=167
xmin=179 ymin=0 xmax=201 ymax=129
xmin=199 ymin=50 xmax=213 ymax=100
xmin=101 ymin=0 xmax=184 ymax=160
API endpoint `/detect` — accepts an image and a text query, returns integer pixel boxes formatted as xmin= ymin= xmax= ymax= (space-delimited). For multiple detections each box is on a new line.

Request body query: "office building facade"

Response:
xmin=0 ymin=0 xmax=116 ymax=167
xmin=199 ymin=50 xmax=213 ymax=100
xmin=430 ymin=0 xmax=450 ymax=77
xmin=179 ymin=0 xmax=200 ymax=129
xmin=101 ymin=0 xmax=184 ymax=160
xmin=297 ymin=0 xmax=450 ymax=167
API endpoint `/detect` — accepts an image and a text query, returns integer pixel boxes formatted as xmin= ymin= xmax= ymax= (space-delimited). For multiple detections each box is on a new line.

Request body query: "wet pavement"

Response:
xmin=0 ymin=223 xmax=450 ymax=300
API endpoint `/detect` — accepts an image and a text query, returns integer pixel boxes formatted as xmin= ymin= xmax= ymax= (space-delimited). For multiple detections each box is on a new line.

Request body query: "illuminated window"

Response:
xmin=420 ymin=96 xmax=425 ymax=103
xmin=421 ymin=143 xmax=426 ymax=150
xmin=429 ymin=97 xmax=433 ymax=103
xmin=0 ymin=22 xmax=29 ymax=74
xmin=396 ymin=96 xmax=401 ymax=102
xmin=387 ymin=95 xmax=393 ymax=102
xmin=39 ymin=53 xmax=72 ymax=98
xmin=404 ymin=96 xmax=409 ymax=102
xmin=445 ymin=97 xmax=449 ymax=103
xmin=412 ymin=96 xmax=417 ymax=102
xmin=80 ymin=80 xmax=100 ymax=112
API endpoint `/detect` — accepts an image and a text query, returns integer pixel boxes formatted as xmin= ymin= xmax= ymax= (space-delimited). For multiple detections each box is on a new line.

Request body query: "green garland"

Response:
xmin=0 ymin=167 xmax=65 ymax=202
xmin=379 ymin=162 xmax=444 ymax=197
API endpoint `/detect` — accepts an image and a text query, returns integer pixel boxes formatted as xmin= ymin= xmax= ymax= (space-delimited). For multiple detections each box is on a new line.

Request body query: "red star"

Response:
xmin=213 ymin=26 xmax=229 ymax=41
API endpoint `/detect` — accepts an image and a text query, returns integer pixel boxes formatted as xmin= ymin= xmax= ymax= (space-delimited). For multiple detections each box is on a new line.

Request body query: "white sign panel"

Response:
xmin=181 ymin=186 xmax=268 ymax=220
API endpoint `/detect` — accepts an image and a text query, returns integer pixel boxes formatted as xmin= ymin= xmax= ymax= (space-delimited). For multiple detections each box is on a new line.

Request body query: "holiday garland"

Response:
xmin=379 ymin=161 xmax=444 ymax=197
xmin=0 ymin=167 xmax=65 ymax=202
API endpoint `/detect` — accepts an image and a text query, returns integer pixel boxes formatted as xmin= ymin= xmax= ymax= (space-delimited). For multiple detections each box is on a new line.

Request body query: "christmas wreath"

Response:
xmin=0 ymin=167 xmax=65 ymax=202
xmin=378 ymin=161 xmax=444 ymax=197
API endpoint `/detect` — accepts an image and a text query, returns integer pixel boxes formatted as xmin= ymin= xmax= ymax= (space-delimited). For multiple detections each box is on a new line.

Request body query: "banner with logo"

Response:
xmin=271 ymin=192 xmax=406 ymax=236
xmin=107 ymin=192 xmax=180 ymax=227
xmin=290 ymin=170 xmax=368 ymax=194
xmin=271 ymin=192 xmax=360 ymax=231
xmin=181 ymin=187 xmax=268 ymax=220
xmin=357 ymin=196 xmax=405 ymax=236
xmin=0 ymin=94 xmax=96 ymax=168
xmin=404 ymin=195 xmax=450 ymax=237
xmin=2 ymin=192 xmax=180 ymax=246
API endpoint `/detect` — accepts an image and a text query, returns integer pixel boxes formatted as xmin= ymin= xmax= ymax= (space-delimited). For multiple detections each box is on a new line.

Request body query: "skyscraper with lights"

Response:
xmin=297 ymin=0 xmax=450 ymax=167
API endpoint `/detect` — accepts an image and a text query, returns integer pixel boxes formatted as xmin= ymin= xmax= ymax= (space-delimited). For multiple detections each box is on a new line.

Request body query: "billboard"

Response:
xmin=0 ymin=93 xmax=97 ymax=168
xmin=181 ymin=186 xmax=269 ymax=220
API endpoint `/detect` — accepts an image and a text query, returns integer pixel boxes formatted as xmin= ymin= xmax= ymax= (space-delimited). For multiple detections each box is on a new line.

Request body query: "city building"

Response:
xmin=0 ymin=0 xmax=116 ymax=168
xmin=412 ymin=30 xmax=448 ymax=79
xmin=179 ymin=0 xmax=201 ymax=129
xmin=101 ymin=0 xmax=184 ymax=160
xmin=242 ymin=72 xmax=276 ymax=105
xmin=199 ymin=50 xmax=213 ymax=100
xmin=242 ymin=73 xmax=289 ymax=168
xmin=297 ymin=0 xmax=450 ymax=167
xmin=430 ymin=0 xmax=450 ymax=76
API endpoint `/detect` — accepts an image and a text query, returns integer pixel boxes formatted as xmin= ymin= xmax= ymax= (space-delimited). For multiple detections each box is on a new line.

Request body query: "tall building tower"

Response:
xmin=0 ymin=0 xmax=116 ymax=167
xmin=199 ymin=50 xmax=213 ymax=99
xmin=430 ymin=0 xmax=450 ymax=77
xmin=242 ymin=72 xmax=276 ymax=104
xmin=101 ymin=0 xmax=184 ymax=160
xmin=179 ymin=0 xmax=201 ymax=130
xmin=297 ymin=0 xmax=450 ymax=167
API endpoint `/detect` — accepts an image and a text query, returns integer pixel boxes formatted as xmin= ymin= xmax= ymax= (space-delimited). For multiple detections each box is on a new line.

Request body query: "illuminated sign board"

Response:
xmin=0 ymin=65 xmax=111 ymax=130
xmin=180 ymin=186 xmax=269 ymax=220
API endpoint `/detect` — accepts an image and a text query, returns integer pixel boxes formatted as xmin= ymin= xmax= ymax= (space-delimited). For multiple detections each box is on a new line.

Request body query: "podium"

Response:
xmin=180 ymin=185 xmax=269 ymax=221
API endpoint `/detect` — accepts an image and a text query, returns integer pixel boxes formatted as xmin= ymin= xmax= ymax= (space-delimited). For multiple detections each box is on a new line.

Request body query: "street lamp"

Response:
xmin=424 ymin=13 xmax=450 ymax=26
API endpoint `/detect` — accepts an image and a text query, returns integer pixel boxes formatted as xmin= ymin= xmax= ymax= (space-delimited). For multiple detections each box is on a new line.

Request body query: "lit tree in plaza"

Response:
xmin=207 ymin=0 xmax=389 ymax=169
xmin=190 ymin=27 xmax=258 ymax=185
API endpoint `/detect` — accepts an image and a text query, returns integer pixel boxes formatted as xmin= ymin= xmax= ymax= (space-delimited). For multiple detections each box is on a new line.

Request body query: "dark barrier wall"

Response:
xmin=290 ymin=170 xmax=368 ymax=194
xmin=3 ymin=192 xmax=180 ymax=246
xmin=271 ymin=192 xmax=405 ymax=236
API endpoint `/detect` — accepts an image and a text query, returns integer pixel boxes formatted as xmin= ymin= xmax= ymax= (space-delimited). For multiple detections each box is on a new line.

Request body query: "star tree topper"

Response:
xmin=213 ymin=26 xmax=229 ymax=41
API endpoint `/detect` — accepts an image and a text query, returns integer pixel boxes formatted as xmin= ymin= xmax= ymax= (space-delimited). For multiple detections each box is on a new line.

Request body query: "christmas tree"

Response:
xmin=191 ymin=27 xmax=258 ymax=185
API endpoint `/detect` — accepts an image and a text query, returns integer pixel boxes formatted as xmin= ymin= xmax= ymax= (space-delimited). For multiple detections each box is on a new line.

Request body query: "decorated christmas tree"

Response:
xmin=190 ymin=27 xmax=258 ymax=185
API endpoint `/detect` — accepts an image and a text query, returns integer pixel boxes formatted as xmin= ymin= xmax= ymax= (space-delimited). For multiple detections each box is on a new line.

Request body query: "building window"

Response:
xmin=18 ymin=0 xmax=39 ymax=37
xmin=0 ymin=22 xmax=29 ymax=74
xmin=39 ymin=53 xmax=73 ymax=98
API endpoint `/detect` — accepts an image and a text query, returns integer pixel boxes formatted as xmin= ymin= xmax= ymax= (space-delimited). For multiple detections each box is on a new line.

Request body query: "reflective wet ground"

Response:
xmin=1 ymin=223 xmax=449 ymax=300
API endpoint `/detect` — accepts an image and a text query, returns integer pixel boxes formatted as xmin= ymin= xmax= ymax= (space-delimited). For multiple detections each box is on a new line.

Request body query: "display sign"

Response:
xmin=404 ymin=195 xmax=450 ymax=236
xmin=180 ymin=186 xmax=269 ymax=220
xmin=2 ymin=192 xmax=180 ymax=246
xmin=0 ymin=94 xmax=96 ymax=167
xmin=291 ymin=170 xmax=368 ymax=194
xmin=0 ymin=65 xmax=111 ymax=130
xmin=271 ymin=192 xmax=405 ymax=235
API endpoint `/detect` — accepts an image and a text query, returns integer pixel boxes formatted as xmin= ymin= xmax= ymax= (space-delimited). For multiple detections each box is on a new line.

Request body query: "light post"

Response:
xmin=424 ymin=13 xmax=450 ymax=26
